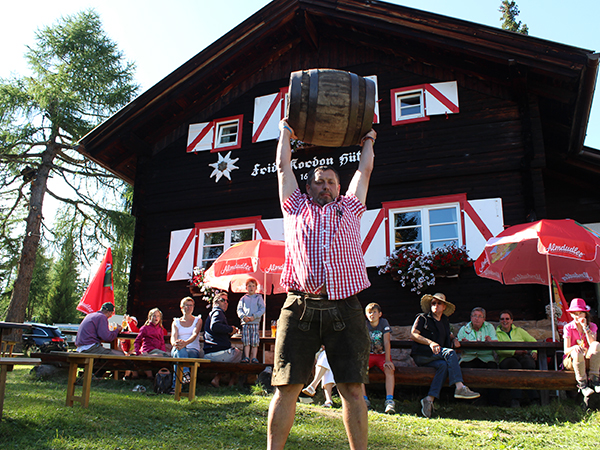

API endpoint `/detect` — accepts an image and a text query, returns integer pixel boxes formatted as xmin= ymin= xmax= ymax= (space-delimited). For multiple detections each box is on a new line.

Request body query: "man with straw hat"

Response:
xmin=410 ymin=293 xmax=480 ymax=418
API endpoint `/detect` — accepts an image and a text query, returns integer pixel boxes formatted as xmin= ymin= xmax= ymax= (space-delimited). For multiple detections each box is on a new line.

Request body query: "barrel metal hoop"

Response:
xmin=288 ymin=71 xmax=303 ymax=138
xmin=304 ymin=69 xmax=319 ymax=144
xmin=362 ymin=77 xmax=376 ymax=137
xmin=343 ymin=72 xmax=360 ymax=146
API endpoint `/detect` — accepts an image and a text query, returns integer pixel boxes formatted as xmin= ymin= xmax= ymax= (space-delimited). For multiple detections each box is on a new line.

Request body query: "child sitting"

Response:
xmin=236 ymin=278 xmax=265 ymax=363
xmin=362 ymin=302 xmax=396 ymax=414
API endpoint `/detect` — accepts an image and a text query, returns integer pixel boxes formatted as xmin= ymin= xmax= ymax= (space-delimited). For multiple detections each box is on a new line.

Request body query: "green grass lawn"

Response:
xmin=1 ymin=365 xmax=599 ymax=449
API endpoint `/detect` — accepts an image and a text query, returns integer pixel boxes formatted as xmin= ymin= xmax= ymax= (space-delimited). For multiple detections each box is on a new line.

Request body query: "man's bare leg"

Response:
xmin=267 ymin=383 xmax=304 ymax=450
xmin=337 ymin=382 xmax=368 ymax=450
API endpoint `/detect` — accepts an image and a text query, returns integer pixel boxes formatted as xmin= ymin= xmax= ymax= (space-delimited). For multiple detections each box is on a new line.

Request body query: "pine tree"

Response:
xmin=0 ymin=10 xmax=138 ymax=324
xmin=43 ymin=220 xmax=81 ymax=324
xmin=499 ymin=1 xmax=529 ymax=35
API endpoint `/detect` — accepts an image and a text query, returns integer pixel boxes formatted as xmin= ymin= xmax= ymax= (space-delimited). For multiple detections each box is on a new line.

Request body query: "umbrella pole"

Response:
xmin=546 ymin=254 xmax=557 ymax=343
xmin=546 ymin=255 xmax=560 ymax=401
xmin=263 ymin=272 xmax=267 ymax=339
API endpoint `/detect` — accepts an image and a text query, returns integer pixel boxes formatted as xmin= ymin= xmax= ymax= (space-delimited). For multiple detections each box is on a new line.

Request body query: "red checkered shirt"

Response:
xmin=281 ymin=188 xmax=370 ymax=300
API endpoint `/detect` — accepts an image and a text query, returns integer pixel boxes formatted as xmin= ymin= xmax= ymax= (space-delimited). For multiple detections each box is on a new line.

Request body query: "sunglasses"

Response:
xmin=431 ymin=301 xmax=444 ymax=306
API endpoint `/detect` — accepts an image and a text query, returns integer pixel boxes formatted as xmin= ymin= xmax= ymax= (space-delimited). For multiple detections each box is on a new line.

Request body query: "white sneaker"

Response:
xmin=454 ymin=385 xmax=480 ymax=400
xmin=384 ymin=399 xmax=396 ymax=414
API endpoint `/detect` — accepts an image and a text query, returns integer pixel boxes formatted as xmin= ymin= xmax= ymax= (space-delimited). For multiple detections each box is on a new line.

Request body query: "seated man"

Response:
xmin=457 ymin=306 xmax=498 ymax=404
xmin=75 ymin=302 xmax=123 ymax=355
xmin=410 ymin=293 xmax=480 ymax=418
xmin=496 ymin=309 xmax=539 ymax=407
xmin=457 ymin=307 xmax=498 ymax=368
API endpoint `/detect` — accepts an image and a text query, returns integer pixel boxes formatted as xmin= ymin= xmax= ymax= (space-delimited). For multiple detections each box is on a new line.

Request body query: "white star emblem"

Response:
xmin=208 ymin=151 xmax=239 ymax=182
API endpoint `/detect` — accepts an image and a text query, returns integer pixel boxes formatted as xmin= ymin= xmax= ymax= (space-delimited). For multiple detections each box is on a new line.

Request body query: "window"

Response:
xmin=216 ymin=120 xmax=239 ymax=147
xmin=390 ymin=87 xmax=428 ymax=125
xmin=390 ymin=82 xmax=459 ymax=126
xmin=390 ymin=203 xmax=461 ymax=252
xmin=199 ymin=226 xmax=254 ymax=268
xmin=396 ymin=90 xmax=423 ymax=120
xmin=186 ymin=114 xmax=243 ymax=153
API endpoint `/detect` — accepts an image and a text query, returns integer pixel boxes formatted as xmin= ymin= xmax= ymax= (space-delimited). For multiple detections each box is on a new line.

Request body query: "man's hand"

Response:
xmin=360 ymin=129 xmax=377 ymax=146
xmin=429 ymin=341 xmax=441 ymax=355
xmin=279 ymin=119 xmax=296 ymax=139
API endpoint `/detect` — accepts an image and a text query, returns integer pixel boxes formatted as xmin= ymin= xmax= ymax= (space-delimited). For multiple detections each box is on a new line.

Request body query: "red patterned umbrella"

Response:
xmin=204 ymin=239 xmax=285 ymax=335
xmin=475 ymin=219 xmax=600 ymax=340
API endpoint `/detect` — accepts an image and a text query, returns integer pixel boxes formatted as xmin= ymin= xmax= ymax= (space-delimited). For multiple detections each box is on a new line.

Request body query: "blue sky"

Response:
xmin=2 ymin=0 xmax=598 ymax=148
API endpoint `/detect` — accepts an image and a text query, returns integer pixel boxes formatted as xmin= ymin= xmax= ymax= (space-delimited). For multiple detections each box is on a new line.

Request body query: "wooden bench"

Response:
xmin=34 ymin=352 xmax=268 ymax=405
xmin=369 ymin=367 xmax=575 ymax=390
xmin=63 ymin=353 xmax=209 ymax=408
xmin=371 ymin=340 xmax=571 ymax=404
xmin=0 ymin=357 xmax=41 ymax=421
xmin=1 ymin=341 xmax=17 ymax=357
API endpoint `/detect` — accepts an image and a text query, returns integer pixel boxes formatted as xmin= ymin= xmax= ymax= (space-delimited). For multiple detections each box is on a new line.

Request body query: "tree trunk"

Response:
xmin=4 ymin=141 xmax=59 ymax=326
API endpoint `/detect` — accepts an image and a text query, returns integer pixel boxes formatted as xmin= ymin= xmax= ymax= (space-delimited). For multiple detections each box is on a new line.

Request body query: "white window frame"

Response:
xmin=388 ymin=202 xmax=462 ymax=253
xmin=198 ymin=224 xmax=255 ymax=268
xmin=390 ymin=86 xmax=429 ymax=126
xmin=215 ymin=120 xmax=240 ymax=148
xmin=395 ymin=89 xmax=424 ymax=121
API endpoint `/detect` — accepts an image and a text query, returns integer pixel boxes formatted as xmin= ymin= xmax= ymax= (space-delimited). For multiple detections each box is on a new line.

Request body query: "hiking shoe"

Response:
xmin=578 ymin=381 xmax=595 ymax=398
xmin=384 ymin=399 xmax=396 ymax=414
xmin=364 ymin=397 xmax=372 ymax=410
xmin=420 ymin=397 xmax=433 ymax=418
xmin=454 ymin=386 xmax=480 ymax=400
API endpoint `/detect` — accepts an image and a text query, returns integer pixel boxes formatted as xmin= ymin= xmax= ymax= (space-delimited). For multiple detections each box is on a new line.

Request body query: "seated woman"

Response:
xmin=410 ymin=293 xmax=480 ymax=418
xmin=203 ymin=291 xmax=242 ymax=387
xmin=496 ymin=309 xmax=539 ymax=407
xmin=563 ymin=298 xmax=600 ymax=399
xmin=171 ymin=297 xmax=204 ymax=387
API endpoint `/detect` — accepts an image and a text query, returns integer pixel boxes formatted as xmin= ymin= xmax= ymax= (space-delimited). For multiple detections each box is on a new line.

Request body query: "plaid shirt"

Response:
xmin=281 ymin=188 xmax=370 ymax=300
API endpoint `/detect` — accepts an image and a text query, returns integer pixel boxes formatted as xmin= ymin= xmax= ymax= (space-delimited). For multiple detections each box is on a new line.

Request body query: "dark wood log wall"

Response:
xmin=126 ymin=38 xmax=589 ymax=328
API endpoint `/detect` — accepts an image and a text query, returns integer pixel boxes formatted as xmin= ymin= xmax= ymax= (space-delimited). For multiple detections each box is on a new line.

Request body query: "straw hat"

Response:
xmin=420 ymin=293 xmax=455 ymax=316
xmin=566 ymin=298 xmax=590 ymax=313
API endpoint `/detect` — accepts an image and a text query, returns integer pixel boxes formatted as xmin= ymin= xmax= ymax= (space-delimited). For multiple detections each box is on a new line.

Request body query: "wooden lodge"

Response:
xmin=77 ymin=0 xmax=600 ymax=327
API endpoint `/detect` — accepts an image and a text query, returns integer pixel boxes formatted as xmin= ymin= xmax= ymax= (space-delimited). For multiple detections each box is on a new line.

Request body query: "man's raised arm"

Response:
xmin=276 ymin=120 xmax=299 ymax=204
xmin=347 ymin=129 xmax=376 ymax=205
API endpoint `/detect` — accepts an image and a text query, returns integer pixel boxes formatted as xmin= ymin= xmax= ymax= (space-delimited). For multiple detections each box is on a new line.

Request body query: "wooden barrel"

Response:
xmin=287 ymin=69 xmax=375 ymax=147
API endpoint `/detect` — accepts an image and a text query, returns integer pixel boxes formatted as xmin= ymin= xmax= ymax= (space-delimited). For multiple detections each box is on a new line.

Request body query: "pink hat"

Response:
xmin=566 ymin=298 xmax=591 ymax=313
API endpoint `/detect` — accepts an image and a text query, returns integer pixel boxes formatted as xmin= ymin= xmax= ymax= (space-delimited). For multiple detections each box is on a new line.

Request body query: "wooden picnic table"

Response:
xmin=0 ymin=322 xmax=33 ymax=356
xmin=64 ymin=353 xmax=209 ymax=408
xmin=0 ymin=357 xmax=41 ymax=420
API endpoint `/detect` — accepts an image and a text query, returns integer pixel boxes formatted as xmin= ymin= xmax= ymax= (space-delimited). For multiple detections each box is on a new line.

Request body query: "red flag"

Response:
xmin=77 ymin=248 xmax=114 ymax=314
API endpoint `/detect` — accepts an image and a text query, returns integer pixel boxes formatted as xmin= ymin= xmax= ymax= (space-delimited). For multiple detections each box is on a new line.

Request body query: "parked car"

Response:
xmin=22 ymin=323 xmax=68 ymax=355
xmin=54 ymin=323 xmax=80 ymax=348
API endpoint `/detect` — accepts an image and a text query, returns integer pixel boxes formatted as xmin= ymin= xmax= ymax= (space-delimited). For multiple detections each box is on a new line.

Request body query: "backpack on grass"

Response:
xmin=154 ymin=368 xmax=172 ymax=394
